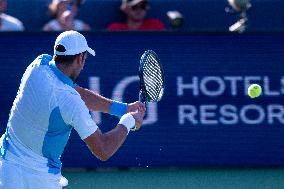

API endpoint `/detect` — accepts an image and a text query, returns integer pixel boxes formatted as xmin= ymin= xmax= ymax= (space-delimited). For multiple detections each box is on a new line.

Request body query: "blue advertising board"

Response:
xmin=0 ymin=32 xmax=284 ymax=168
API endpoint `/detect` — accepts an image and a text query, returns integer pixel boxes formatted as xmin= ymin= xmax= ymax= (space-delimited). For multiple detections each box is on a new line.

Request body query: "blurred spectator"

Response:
xmin=43 ymin=0 xmax=90 ymax=31
xmin=167 ymin=10 xmax=184 ymax=30
xmin=0 ymin=0 xmax=24 ymax=31
xmin=107 ymin=0 xmax=165 ymax=31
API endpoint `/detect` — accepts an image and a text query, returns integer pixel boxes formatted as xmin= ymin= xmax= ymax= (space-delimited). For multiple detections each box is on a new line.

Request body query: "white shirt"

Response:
xmin=0 ymin=13 xmax=24 ymax=31
xmin=0 ymin=54 xmax=97 ymax=174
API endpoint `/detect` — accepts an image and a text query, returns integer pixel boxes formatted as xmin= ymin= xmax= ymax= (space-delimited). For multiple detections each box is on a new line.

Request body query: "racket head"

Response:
xmin=139 ymin=50 xmax=165 ymax=102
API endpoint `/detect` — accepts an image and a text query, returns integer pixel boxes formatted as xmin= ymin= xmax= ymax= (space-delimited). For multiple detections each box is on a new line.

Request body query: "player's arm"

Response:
xmin=59 ymin=91 xmax=145 ymax=161
xmin=84 ymin=126 xmax=127 ymax=161
xmin=84 ymin=111 xmax=144 ymax=161
xmin=75 ymin=85 xmax=145 ymax=116
xmin=75 ymin=85 xmax=112 ymax=113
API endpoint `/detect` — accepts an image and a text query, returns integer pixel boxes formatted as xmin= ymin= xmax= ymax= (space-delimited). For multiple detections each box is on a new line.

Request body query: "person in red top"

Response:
xmin=107 ymin=0 xmax=165 ymax=31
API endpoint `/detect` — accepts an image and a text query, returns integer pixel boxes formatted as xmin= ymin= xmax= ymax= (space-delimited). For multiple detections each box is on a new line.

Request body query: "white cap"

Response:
xmin=54 ymin=30 xmax=96 ymax=56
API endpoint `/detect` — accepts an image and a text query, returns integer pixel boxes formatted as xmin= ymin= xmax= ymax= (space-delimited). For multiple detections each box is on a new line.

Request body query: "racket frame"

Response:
xmin=138 ymin=50 xmax=165 ymax=103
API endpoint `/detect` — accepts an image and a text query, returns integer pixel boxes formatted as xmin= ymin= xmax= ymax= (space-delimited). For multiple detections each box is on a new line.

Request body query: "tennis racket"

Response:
xmin=138 ymin=50 xmax=165 ymax=103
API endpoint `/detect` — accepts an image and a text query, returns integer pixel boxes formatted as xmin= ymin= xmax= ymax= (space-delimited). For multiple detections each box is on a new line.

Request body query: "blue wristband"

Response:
xmin=109 ymin=100 xmax=127 ymax=117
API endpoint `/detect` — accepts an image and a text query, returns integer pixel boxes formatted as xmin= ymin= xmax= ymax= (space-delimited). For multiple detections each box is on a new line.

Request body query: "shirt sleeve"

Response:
xmin=57 ymin=90 xmax=98 ymax=140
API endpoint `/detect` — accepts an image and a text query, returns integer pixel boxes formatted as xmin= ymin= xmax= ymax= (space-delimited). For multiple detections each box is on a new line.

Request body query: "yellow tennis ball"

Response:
xmin=247 ymin=84 xmax=262 ymax=98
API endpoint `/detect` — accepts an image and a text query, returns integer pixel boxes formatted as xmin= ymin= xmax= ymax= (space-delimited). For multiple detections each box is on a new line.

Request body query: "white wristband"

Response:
xmin=118 ymin=113 xmax=135 ymax=132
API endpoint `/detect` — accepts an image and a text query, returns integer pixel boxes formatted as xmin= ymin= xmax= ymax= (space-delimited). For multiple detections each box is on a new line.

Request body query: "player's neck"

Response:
xmin=56 ymin=63 xmax=74 ymax=79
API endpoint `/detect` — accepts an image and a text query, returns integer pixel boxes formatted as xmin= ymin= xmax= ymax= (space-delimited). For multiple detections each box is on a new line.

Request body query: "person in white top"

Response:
xmin=0 ymin=0 xmax=24 ymax=31
xmin=43 ymin=0 xmax=90 ymax=31
xmin=0 ymin=30 xmax=146 ymax=189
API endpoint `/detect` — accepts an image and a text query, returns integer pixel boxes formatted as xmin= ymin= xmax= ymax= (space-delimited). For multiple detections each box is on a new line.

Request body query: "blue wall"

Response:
xmin=0 ymin=32 xmax=284 ymax=168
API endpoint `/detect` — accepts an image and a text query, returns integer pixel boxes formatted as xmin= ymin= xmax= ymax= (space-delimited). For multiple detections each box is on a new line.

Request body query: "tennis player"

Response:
xmin=0 ymin=30 xmax=146 ymax=189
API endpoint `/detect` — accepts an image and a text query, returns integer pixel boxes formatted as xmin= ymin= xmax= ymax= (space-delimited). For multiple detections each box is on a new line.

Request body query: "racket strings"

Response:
xmin=143 ymin=54 xmax=164 ymax=101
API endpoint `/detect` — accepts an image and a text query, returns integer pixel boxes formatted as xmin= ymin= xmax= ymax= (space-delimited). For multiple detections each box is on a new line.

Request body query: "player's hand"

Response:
xmin=129 ymin=108 xmax=146 ymax=131
xmin=127 ymin=101 xmax=146 ymax=113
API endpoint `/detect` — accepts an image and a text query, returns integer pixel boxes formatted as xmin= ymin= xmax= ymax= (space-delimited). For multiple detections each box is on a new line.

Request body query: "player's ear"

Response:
xmin=80 ymin=53 xmax=85 ymax=63
xmin=74 ymin=54 xmax=82 ymax=65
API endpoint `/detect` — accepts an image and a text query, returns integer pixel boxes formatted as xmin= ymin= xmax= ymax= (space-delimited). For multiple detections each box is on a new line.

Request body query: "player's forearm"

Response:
xmin=99 ymin=125 xmax=128 ymax=160
xmin=97 ymin=113 xmax=139 ymax=160
xmin=85 ymin=112 xmax=143 ymax=161
xmin=75 ymin=86 xmax=111 ymax=113
xmin=85 ymin=125 xmax=128 ymax=161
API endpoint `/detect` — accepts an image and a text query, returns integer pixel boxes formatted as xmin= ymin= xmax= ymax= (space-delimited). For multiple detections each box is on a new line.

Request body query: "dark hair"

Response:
xmin=54 ymin=44 xmax=86 ymax=65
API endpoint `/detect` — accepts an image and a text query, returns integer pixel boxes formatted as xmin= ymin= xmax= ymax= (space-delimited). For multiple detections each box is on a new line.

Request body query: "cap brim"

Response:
xmin=87 ymin=47 xmax=96 ymax=56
